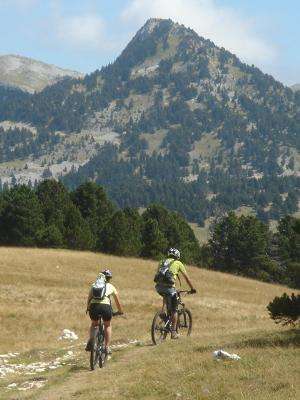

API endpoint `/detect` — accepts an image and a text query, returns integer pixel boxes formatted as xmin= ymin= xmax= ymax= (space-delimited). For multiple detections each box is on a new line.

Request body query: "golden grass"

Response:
xmin=189 ymin=220 xmax=211 ymax=244
xmin=0 ymin=247 xmax=299 ymax=400
xmin=189 ymin=133 xmax=221 ymax=161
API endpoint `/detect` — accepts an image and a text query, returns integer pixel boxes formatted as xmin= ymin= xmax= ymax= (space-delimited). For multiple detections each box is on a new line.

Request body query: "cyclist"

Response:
xmin=85 ymin=269 xmax=123 ymax=354
xmin=155 ymin=248 xmax=196 ymax=339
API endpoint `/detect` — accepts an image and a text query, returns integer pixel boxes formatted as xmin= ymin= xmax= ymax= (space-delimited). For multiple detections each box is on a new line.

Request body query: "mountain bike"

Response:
xmin=151 ymin=290 xmax=193 ymax=345
xmin=90 ymin=311 xmax=122 ymax=370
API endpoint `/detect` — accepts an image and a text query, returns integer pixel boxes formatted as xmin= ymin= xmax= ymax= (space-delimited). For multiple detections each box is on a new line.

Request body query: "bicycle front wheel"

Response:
xmin=99 ymin=347 xmax=107 ymax=368
xmin=177 ymin=308 xmax=192 ymax=336
xmin=90 ymin=339 xmax=99 ymax=370
xmin=151 ymin=311 xmax=169 ymax=345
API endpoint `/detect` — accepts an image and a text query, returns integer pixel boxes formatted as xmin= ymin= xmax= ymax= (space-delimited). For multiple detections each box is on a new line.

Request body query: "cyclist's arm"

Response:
xmin=181 ymin=271 xmax=196 ymax=291
xmin=112 ymin=292 xmax=124 ymax=314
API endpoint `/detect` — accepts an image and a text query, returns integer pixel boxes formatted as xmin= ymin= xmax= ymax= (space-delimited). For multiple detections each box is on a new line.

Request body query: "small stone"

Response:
xmin=7 ymin=383 xmax=18 ymax=388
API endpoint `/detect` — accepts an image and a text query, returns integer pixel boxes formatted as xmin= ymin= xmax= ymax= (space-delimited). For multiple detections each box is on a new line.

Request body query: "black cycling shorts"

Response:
xmin=155 ymin=284 xmax=178 ymax=313
xmin=89 ymin=303 xmax=112 ymax=322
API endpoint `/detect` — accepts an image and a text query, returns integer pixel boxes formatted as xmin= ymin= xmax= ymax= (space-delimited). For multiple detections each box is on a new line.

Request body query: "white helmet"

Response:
xmin=167 ymin=248 xmax=180 ymax=260
xmin=101 ymin=269 xmax=112 ymax=280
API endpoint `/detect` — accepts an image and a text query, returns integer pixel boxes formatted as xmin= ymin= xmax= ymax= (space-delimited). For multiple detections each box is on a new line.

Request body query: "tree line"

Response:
xmin=204 ymin=212 xmax=299 ymax=289
xmin=0 ymin=180 xmax=200 ymax=264
xmin=0 ymin=180 xmax=298 ymax=289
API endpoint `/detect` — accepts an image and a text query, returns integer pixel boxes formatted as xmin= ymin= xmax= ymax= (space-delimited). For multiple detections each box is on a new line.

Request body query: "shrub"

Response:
xmin=267 ymin=293 xmax=300 ymax=326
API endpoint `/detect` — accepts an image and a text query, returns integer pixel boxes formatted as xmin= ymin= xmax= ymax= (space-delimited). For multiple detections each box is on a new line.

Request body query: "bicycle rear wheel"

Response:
xmin=151 ymin=311 xmax=170 ymax=345
xmin=177 ymin=308 xmax=192 ymax=336
xmin=90 ymin=339 xmax=99 ymax=370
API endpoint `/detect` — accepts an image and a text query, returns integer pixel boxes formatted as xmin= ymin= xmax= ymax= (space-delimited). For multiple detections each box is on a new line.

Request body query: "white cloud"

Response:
xmin=121 ymin=0 xmax=277 ymax=66
xmin=55 ymin=14 xmax=108 ymax=50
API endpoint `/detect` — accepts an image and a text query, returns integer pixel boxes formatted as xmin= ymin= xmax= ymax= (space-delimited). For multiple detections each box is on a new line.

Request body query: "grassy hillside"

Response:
xmin=0 ymin=248 xmax=299 ymax=399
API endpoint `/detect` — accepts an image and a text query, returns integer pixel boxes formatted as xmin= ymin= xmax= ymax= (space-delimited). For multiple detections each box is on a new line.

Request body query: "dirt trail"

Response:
xmin=34 ymin=341 xmax=152 ymax=400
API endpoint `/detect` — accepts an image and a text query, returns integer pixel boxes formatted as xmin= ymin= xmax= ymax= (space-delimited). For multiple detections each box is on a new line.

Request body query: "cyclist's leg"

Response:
xmin=165 ymin=290 xmax=179 ymax=338
xmin=103 ymin=320 xmax=112 ymax=351
xmin=86 ymin=304 xmax=100 ymax=350
xmin=89 ymin=320 xmax=99 ymax=340
xmin=99 ymin=304 xmax=113 ymax=352
xmin=155 ymin=284 xmax=167 ymax=316
xmin=86 ymin=320 xmax=99 ymax=350
xmin=161 ymin=296 xmax=166 ymax=312
xmin=86 ymin=303 xmax=100 ymax=351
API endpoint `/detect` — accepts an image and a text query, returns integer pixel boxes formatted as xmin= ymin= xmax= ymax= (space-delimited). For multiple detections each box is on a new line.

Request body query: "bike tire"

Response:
xmin=177 ymin=308 xmax=192 ymax=336
xmin=90 ymin=339 xmax=99 ymax=370
xmin=99 ymin=348 xmax=108 ymax=368
xmin=151 ymin=311 xmax=169 ymax=345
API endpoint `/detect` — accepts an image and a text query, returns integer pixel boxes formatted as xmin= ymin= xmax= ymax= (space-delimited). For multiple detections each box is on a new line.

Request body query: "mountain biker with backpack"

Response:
xmin=85 ymin=269 xmax=123 ymax=354
xmin=154 ymin=248 xmax=196 ymax=339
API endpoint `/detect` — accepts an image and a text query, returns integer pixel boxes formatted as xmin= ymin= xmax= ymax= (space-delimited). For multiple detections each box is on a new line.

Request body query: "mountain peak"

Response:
xmin=115 ymin=18 xmax=203 ymax=72
xmin=133 ymin=18 xmax=174 ymax=42
xmin=138 ymin=18 xmax=170 ymax=36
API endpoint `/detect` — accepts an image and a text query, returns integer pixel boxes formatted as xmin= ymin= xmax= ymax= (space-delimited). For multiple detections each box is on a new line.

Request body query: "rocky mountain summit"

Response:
xmin=0 ymin=54 xmax=83 ymax=93
xmin=0 ymin=19 xmax=299 ymax=223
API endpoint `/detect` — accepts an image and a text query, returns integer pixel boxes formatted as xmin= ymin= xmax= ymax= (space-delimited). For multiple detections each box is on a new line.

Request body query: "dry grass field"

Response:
xmin=0 ymin=247 xmax=299 ymax=400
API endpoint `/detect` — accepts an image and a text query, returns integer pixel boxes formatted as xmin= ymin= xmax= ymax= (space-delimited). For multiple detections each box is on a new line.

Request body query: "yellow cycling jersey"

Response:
xmin=159 ymin=258 xmax=187 ymax=287
xmin=90 ymin=282 xmax=118 ymax=305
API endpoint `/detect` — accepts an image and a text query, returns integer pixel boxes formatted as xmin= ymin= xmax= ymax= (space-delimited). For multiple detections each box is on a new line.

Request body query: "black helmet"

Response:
xmin=102 ymin=269 xmax=112 ymax=280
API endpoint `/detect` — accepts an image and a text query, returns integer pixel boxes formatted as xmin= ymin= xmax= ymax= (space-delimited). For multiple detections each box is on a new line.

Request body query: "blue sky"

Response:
xmin=0 ymin=0 xmax=299 ymax=85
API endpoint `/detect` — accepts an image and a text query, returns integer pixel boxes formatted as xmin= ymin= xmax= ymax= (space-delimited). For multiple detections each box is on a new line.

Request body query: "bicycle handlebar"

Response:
xmin=177 ymin=290 xmax=196 ymax=295
xmin=112 ymin=311 xmax=124 ymax=317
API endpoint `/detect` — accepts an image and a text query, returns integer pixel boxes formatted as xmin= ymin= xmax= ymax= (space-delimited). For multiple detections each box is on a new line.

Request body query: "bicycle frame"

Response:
xmin=162 ymin=290 xmax=189 ymax=316
xmin=162 ymin=290 xmax=190 ymax=330
xmin=90 ymin=317 xmax=106 ymax=370
xmin=90 ymin=311 xmax=122 ymax=369
xmin=151 ymin=290 xmax=193 ymax=344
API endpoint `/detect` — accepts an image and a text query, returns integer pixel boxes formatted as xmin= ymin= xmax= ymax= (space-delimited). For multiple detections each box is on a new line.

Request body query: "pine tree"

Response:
xmin=142 ymin=204 xmax=200 ymax=263
xmin=141 ymin=218 xmax=168 ymax=259
xmin=64 ymin=204 xmax=94 ymax=250
xmin=36 ymin=179 xmax=71 ymax=238
xmin=37 ymin=224 xmax=64 ymax=248
xmin=100 ymin=208 xmax=142 ymax=256
xmin=72 ymin=181 xmax=115 ymax=243
xmin=209 ymin=213 xmax=279 ymax=281
xmin=0 ymin=185 xmax=45 ymax=246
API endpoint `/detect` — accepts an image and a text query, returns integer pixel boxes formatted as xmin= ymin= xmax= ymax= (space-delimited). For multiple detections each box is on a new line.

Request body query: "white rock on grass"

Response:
xmin=213 ymin=349 xmax=241 ymax=360
xmin=1 ymin=350 xmax=76 ymax=378
xmin=18 ymin=380 xmax=47 ymax=391
xmin=7 ymin=383 xmax=18 ymax=389
xmin=0 ymin=366 xmax=15 ymax=377
xmin=0 ymin=353 xmax=19 ymax=359
xmin=58 ymin=329 xmax=78 ymax=341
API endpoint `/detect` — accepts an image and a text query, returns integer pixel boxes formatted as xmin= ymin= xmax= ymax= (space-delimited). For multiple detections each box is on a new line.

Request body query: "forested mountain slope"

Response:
xmin=0 ymin=19 xmax=299 ymax=224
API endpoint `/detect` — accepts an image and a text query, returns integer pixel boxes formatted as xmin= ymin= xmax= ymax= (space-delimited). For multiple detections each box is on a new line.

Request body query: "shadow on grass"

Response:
xmin=69 ymin=364 xmax=90 ymax=373
xmin=196 ymin=329 xmax=300 ymax=353
xmin=230 ymin=329 xmax=300 ymax=349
